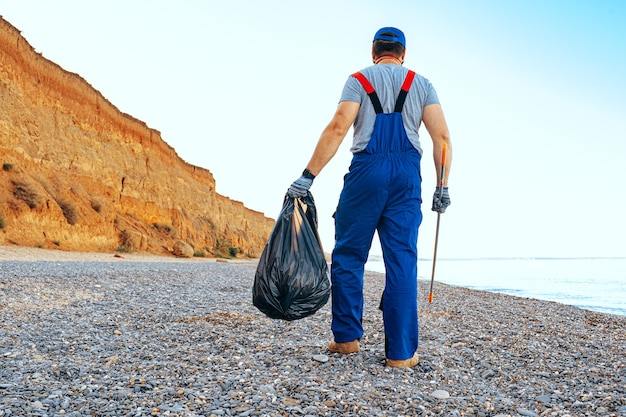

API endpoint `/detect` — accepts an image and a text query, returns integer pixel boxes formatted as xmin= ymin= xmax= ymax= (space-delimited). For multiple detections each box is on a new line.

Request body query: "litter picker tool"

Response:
xmin=428 ymin=142 xmax=447 ymax=304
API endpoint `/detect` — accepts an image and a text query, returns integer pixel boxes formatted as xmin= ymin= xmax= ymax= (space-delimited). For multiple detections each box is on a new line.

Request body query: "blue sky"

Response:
xmin=1 ymin=1 xmax=625 ymax=259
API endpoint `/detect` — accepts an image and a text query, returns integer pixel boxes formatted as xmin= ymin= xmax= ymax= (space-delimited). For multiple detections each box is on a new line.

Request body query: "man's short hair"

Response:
xmin=373 ymin=38 xmax=405 ymax=57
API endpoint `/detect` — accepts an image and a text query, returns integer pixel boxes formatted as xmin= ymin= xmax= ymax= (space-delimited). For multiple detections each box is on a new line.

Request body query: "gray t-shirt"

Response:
xmin=340 ymin=64 xmax=439 ymax=155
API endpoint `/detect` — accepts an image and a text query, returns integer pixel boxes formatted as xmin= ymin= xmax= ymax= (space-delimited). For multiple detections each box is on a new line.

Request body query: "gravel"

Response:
xmin=1 ymin=259 xmax=625 ymax=416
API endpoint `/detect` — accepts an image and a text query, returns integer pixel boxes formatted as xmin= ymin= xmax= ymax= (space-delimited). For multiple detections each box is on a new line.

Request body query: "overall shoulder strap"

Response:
xmin=393 ymin=70 xmax=416 ymax=113
xmin=352 ymin=72 xmax=383 ymax=114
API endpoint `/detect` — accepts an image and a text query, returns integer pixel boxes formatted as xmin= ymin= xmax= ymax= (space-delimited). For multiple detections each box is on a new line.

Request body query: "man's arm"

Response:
xmin=422 ymin=103 xmax=452 ymax=186
xmin=305 ymin=101 xmax=360 ymax=176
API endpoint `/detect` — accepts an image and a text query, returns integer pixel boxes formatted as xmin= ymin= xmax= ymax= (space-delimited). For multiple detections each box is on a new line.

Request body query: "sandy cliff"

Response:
xmin=0 ymin=17 xmax=273 ymax=257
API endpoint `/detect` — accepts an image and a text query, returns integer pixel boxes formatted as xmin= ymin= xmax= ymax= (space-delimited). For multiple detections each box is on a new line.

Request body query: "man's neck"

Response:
xmin=374 ymin=55 xmax=402 ymax=65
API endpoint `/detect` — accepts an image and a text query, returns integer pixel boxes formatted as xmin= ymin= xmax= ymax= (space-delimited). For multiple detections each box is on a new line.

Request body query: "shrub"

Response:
xmin=117 ymin=244 xmax=131 ymax=253
xmin=214 ymin=238 xmax=239 ymax=258
xmin=118 ymin=230 xmax=132 ymax=253
xmin=2 ymin=163 xmax=13 ymax=171
xmin=12 ymin=180 xmax=43 ymax=209
xmin=58 ymin=200 xmax=78 ymax=225
xmin=153 ymin=222 xmax=177 ymax=237
xmin=91 ymin=199 xmax=102 ymax=213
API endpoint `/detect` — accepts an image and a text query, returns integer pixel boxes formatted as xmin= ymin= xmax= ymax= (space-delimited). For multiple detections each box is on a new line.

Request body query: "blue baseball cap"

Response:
xmin=373 ymin=27 xmax=406 ymax=47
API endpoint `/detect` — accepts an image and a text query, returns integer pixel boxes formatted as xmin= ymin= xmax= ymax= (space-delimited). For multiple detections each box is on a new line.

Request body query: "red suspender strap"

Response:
xmin=352 ymin=72 xmax=384 ymax=114
xmin=401 ymin=70 xmax=416 ymax=92
xmin=352 ymin=72 xmax=375 ymax=93
xmin=394 ymin=70 xmax=416 ymax=113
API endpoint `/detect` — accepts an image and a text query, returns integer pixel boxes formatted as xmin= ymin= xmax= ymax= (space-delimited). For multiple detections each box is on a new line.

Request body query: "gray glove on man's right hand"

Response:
xmin=431 ymin=186 xmax=451 ymax=213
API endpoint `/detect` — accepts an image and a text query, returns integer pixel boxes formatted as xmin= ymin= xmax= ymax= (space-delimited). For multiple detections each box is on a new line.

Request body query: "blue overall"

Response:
xmin=331 ymin=71 xmax=422 ymax=361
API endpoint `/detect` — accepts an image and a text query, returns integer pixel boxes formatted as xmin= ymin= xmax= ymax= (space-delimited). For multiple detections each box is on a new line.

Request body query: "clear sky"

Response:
xmin=1 ymin=1 xmax=625 ymax=259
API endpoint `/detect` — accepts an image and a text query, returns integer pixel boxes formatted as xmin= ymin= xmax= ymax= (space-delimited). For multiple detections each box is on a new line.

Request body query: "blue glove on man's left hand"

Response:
xmin=431 ymin=186 xmax=451 ymax=213
xmin=287 ymin=175 xmax=313 ymax=198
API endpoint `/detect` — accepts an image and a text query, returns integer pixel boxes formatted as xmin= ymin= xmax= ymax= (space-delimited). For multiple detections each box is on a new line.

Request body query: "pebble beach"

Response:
xmin=1 ymin=247 xmax=625 ymax=417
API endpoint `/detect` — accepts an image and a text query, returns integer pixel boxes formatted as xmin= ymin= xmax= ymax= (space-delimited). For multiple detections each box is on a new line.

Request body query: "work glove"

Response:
xmin=286 ymin=175 xmax=313 ymax=198
xmin=431 ymin=186 xmax=451 ymax=213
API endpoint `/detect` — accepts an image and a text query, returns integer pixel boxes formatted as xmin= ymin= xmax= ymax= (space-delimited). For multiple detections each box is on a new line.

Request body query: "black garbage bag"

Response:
xmin=252 ymin=192 xmax=330 ymax=321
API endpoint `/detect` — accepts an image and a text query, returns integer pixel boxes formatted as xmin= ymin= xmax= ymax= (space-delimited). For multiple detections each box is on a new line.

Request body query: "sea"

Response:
xmin=364 ymin=256 xmax=626 ymax=317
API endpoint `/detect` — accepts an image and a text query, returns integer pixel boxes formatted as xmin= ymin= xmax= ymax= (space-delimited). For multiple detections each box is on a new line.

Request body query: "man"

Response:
xmin=287 ymin=27 xmax=452 ymax=368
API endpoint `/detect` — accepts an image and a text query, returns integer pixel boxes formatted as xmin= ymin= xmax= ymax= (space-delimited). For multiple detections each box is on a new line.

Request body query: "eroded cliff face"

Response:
xmin=0 ymin=17 xmax=274 ymax=257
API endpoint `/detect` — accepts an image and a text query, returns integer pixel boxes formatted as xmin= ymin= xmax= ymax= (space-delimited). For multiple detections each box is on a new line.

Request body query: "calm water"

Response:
xmin=365 ymin=257 xmax=626 ymax=316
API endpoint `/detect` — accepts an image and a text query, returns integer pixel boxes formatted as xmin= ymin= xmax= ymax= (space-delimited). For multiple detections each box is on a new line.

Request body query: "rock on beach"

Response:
xmin=0 ymin=248 xmax=625 ymax=416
